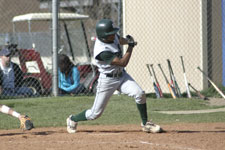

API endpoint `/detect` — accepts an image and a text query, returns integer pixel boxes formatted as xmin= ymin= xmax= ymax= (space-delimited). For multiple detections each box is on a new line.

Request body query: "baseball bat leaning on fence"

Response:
xmin=150 ymin=64 xmax=163 ymax=98
xmin=158 ymin=64 xmax=177 ymax=99
xmin=146 ymin=64 xmax=161 ymax=98
xmin=197 ymin=67 xmax=225 ymax=99
xmin=188 ymin=83 xmax=208 ymax=100
xmin=167 ymin=59 xmax=182 ymax=97
xmin=180 ymin=56 xmax=192 ymax=98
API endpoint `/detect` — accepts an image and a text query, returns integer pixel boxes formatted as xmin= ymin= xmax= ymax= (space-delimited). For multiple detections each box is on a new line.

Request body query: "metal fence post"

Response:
xmin=52 ymin=0 xmax=59 ymax=96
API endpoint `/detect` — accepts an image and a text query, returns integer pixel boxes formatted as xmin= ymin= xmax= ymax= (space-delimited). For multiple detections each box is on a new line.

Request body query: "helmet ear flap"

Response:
xmin=96 ymin=19 xmax=119 ymax=41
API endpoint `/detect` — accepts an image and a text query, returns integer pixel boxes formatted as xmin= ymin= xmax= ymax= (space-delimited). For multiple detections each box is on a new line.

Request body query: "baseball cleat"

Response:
xmin=66 ymin=115 xmax=77 ymax=133
xmin=141 ymin=121 xmax=162 ymax=133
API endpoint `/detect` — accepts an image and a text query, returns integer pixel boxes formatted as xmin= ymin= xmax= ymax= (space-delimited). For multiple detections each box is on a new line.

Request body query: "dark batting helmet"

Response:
xmin=96 ymin=19 xmax=119 ymax=41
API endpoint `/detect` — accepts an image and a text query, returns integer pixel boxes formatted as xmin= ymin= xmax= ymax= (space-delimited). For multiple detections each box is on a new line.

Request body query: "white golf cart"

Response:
xmin=10 ymin=12 xmax=99 ymax=95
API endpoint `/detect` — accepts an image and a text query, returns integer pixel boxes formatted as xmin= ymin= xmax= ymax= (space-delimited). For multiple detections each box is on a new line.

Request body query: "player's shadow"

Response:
xmin=78 ymin=129 xmax=141 ymax=133
xmin=169 ymin=130 xmax=225 ymax=133
xmin=0 ymin=132 xmax=25 ymax=136
xmin=77 ymin=129 xmax=167 ymax=134
xmin=31 ymin=131 xmax=56 ymax=135
xmin=0 ymin=130 xmax=62 ymax=137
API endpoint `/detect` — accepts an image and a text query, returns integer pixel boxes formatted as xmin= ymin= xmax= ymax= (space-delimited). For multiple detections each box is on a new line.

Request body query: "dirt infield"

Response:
xmin=0 ymin=123 xmax=225 ymax=150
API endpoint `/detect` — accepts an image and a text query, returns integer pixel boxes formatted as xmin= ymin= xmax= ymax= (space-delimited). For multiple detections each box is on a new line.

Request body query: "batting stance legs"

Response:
xmin=86 ymin=72 xmax=146 ymax=120
xmin=67 ymin=72 xmax=161 ymax=133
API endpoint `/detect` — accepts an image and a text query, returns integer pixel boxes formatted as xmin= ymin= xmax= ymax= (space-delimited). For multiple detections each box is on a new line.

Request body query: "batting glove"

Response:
xmin=126 ymin=35 xmax=137 ymax=47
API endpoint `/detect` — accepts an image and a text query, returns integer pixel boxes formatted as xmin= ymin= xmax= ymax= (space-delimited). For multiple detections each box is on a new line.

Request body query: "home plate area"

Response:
xmin=0 ymin=123 xmax=225 ymax=150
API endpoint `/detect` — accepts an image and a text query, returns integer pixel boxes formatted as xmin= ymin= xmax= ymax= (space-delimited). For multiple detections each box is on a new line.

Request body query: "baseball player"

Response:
xmin=66 ymin=19 xmax=162 ymax=133
xmin=0 ymin=104 xmax=34 ymax=130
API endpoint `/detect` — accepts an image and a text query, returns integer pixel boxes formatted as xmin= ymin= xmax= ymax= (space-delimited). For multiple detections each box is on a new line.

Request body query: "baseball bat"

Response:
xmin=188 ymin=83 xmax=208 ymax=100
xmin=158 ymin=64 xmax=177 ymax=99
xmin=146 ymin=64 xmax=160 ymax=98
xmin=197 ymin=67 xmax=225 ymax=99
xmin=180 ymin=56 xmax=192 ymax=98
xmin=167 ymin=59 xmax=182 ymax=97
xmin=150 ymin=64 xmax=164 ymax=98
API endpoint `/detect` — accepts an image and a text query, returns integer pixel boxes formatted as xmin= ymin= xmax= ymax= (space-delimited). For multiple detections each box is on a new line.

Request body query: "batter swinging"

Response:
xmin=66 ymin=19 xmax=162 ymax=133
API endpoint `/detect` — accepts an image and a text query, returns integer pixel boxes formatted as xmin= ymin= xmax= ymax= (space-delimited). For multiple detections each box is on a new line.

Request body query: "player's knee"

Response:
xmin=135 ymin=91 xmax=146 ymax=104
xmin=88 ymin=112 xmax=102 ymax=120
xmin=86 ymin=109 xmax=104 ymax=120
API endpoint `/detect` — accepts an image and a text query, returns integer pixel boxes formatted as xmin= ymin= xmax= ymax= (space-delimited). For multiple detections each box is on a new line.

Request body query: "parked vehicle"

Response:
xmin=10 ymin=13 xmax=99 ymax=95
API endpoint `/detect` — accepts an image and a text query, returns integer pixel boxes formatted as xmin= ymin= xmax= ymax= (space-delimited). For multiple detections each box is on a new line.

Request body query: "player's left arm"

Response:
xmin=119 ymin=36 xmax=128 ymax=45
xmin=96 ymin=49 xmax=133 ymax=67
xmin=119 ymin=35 xmax=137 ymax=48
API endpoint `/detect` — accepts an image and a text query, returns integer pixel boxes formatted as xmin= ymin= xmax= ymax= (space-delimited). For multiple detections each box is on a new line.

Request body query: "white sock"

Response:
xmin=12 ymin=112 xmax=21 ymax=118
xmin=1 ymin=105 xmax=20 ymax=118
xmin=1 ymin=105 xmax=10 ymax=114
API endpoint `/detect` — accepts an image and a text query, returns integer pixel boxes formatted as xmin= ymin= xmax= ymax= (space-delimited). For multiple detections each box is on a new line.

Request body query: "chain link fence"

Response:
xmin=0 ymin=0 xmax=122 ymax=99
xmin=0 ymin=0 xmax=224 ymax=99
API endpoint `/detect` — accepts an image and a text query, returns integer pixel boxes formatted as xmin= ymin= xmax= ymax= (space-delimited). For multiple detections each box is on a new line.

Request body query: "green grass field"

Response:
xmin=0 ymin=95 xmax=225 ymax=130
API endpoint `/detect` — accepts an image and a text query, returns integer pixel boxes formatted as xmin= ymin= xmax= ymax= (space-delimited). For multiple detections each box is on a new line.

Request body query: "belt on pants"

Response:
xmin=105 ymin=72 xmax=123 ymax=78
